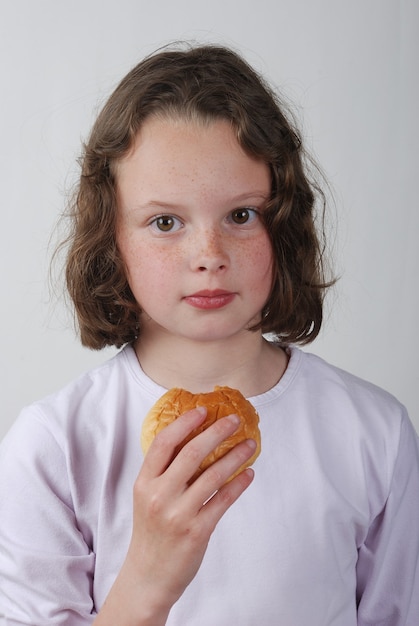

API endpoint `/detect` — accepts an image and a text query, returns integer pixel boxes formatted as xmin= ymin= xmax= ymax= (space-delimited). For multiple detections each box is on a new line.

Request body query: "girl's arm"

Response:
xmin=356 ymin=412 xmax=419 ymax=624
xmin=93 ymin=407 xmax=256 ymax=626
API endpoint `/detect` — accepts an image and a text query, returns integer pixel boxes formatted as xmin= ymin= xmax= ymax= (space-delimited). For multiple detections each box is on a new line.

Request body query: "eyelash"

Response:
xmin=228 ymin=208 xmax=258 ymax=225
xmin=149 ymin=208 xmax=259 ymax=233
xmin=149 ymin=215 xmax=182 ymax=233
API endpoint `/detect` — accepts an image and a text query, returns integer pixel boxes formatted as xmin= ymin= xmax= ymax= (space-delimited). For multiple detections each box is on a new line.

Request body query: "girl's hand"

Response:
xmin=95 ymin=406 xmax=256 ymax=626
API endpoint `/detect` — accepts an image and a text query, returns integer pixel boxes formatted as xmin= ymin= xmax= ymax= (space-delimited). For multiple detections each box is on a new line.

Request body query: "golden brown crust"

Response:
xmin=141 ymin=386 xmax=261 ymax=481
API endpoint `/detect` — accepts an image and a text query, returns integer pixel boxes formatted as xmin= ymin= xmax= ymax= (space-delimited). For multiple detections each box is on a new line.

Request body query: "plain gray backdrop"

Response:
xmin=1 ymin=0 xmax=418 ymax=438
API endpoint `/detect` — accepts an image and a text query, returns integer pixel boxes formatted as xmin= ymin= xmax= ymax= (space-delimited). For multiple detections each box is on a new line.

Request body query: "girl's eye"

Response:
xmin=150 ymin=215 xmax=182 ymax=233
xmin=230 ymin=208 xmax=258 ymax=225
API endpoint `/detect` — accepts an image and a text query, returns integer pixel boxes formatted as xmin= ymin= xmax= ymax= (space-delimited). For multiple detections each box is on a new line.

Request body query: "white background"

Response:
xmin=1 ymin=0 xmax=418 ymax=439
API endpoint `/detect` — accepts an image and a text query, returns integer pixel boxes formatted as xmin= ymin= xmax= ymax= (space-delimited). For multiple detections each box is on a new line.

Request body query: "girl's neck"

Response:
xmin=133 ymin=331 xmax=288 ymax=397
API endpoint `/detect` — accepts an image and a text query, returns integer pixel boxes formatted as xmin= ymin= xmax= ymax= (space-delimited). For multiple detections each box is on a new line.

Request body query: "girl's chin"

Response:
xmin=138 ymin=310 xmax=263 ymax=344
xmin=147 ymin=326 xmax=260 ymax=346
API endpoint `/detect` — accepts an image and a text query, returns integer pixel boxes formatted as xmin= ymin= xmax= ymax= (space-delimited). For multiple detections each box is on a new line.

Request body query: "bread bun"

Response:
xmin=141 ymin=386 xmax=261 ymax=482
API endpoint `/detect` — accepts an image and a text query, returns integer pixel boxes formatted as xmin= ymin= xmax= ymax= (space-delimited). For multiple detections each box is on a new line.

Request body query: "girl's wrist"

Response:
xmin=93 ymin=563 xmax=173 ymax=626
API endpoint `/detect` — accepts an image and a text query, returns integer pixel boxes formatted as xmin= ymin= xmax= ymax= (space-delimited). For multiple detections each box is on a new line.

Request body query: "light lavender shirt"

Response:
xmin=1 ymin=345 xmax=418 ymax=624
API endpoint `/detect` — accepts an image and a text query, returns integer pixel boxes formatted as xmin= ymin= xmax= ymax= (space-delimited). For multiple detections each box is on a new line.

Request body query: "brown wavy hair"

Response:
xmin=62 ymin=43 xmax=334 ymax=349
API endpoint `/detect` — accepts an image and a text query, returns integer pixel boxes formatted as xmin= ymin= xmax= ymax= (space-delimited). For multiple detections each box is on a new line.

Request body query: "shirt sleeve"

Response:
xmin=0 ymin=408 xmax=96 ymax=625
xmin=356 ymin=411 xmax=419 ymax=625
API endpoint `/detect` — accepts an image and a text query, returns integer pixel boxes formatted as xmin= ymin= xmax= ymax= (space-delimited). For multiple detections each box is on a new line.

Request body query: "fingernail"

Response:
xmin=227 ymin=413 xmax=240 ymax=426
xmin=246 ymin=438 xmax=257 ymax=450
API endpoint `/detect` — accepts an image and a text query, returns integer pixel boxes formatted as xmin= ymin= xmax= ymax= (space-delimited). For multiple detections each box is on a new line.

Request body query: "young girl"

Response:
xmin=1 ymin=44 xmax=418 ymax=626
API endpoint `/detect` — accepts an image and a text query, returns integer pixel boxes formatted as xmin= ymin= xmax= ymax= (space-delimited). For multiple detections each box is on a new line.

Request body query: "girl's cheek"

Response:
xmin=243 ymin=234 xmax=273 ymax=267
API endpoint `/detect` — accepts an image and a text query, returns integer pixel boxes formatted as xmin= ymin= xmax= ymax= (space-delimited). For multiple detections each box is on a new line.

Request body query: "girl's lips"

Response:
xmin=184 ymin=290 xmax=236 ymax=310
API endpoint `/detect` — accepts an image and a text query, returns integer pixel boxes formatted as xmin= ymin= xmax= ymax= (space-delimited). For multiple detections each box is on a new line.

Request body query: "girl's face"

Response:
xmin=116 ymin=116 xmax=273 ymax=345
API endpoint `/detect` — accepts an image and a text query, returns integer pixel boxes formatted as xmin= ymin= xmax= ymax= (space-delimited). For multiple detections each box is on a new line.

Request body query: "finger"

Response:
xmin=141 ymin=406 xmax=208 ymax=478
xmin=186 ymin=438 xmax=257 ymax=507
xmin=164 ymin=413 xmax=242 ymax=486
xmin=199 ymin=466 xmax=255 ymax=529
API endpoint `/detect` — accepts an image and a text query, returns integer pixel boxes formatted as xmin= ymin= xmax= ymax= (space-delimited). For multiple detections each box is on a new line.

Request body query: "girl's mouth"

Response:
xmin=184 ymin=290 xmax=236 ymax=310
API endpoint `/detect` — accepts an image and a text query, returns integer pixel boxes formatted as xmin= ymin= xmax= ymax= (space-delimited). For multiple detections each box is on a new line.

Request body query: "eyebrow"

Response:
xmin=129 ymin=191 xmax=270 ymax=212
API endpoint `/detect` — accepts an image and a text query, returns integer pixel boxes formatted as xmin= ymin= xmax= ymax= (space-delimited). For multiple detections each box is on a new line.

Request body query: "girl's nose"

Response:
xmin=191 ymin=228 xmax=229 ymax=272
